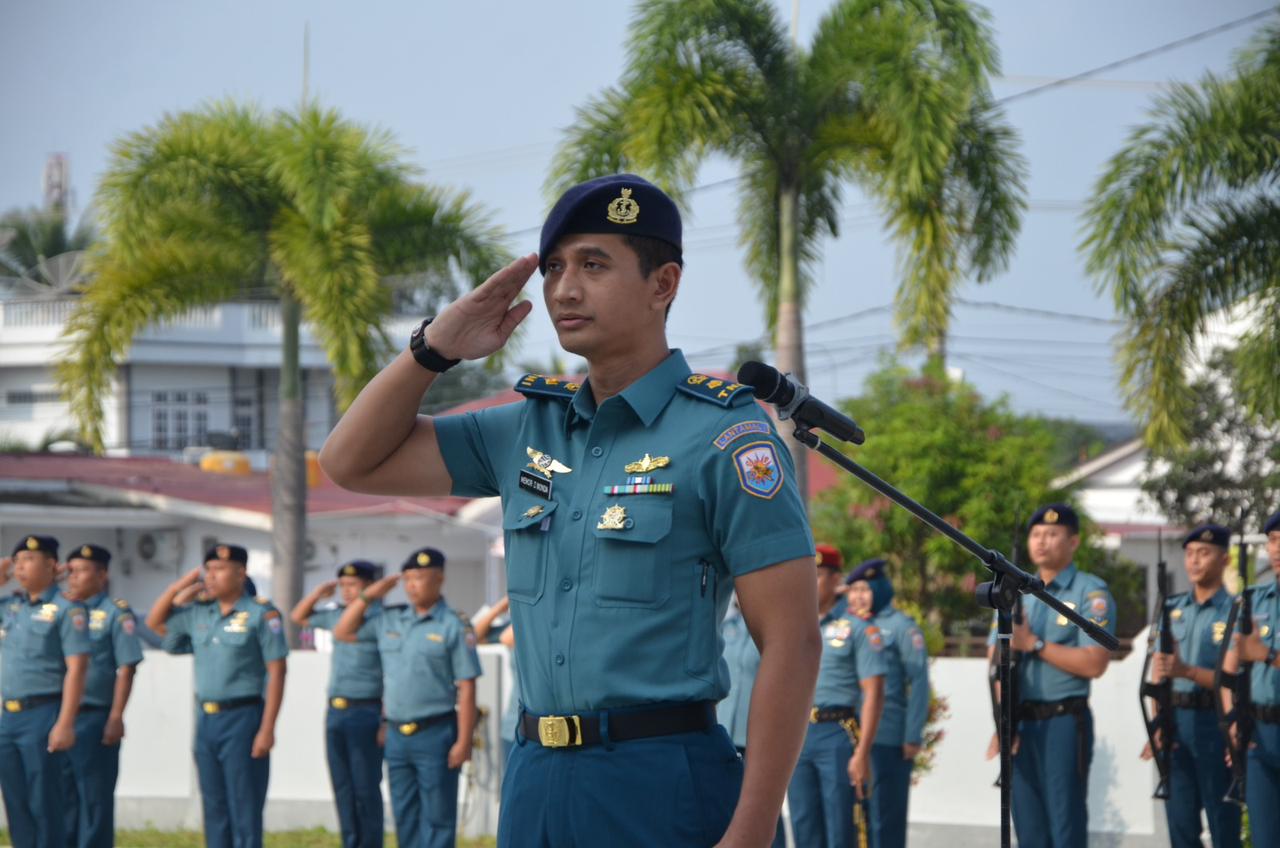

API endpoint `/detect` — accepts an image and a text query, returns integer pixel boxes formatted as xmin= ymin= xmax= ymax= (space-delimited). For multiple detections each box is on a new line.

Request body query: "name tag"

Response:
xmin=518 ymin=470 xmax=552 ymax=500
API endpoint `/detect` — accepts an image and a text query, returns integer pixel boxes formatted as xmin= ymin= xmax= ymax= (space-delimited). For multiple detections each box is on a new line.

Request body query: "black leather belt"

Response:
xmin=391 ymin=710 xmax=456 ymax=736
xmin=2 ymin=693 xmax=61 ymax=713
xmin=1253 ymin=703 xmax=1280 ymax=724
xmin=199 ymin=696 xmax=263 ymax=715
xmin=520 ymin=701 xmax=716 ymax=748
xmin=1171 ymin=690 xmax=1215 ymax=710
xmin=1016 ymin=696 xmax=1089 ymax=722
xmin=329 ymin=697 xmax=382 ymax=710
xmin=810 ymin=706 xmax=858 ymax=723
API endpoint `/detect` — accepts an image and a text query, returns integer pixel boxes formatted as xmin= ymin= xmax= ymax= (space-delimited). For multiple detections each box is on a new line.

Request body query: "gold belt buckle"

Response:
xmin=398 ymin=722 xmax=418 ymax=736
xmin=331 ymin=697 xmax=349 ymax=710
xmin=4 ymin=700 xmax=21 ymax=713
xmin=538 ymin=714 xmax=582 ymax=748
xmin=202 ymin=702 xmax=220 ymax=715
xmin=809 ymin=707 xmax=819 ymax=724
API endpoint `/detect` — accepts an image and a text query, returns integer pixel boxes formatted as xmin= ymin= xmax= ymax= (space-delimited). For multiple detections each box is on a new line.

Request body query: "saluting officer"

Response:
xmin=61 ymin=543 xmax=144 ymax=848
xmin=0 ymin=535 xmax=89 ymax=848
xmin=335 ymin=547 xmax=480 ymax=848
xmin=985 ymin=504 xmax=1115 ymax=848
xmin=788 ymin=543 xmax=887 ymax=848
xmin=292 ymin=560 xmax=385 ymax=848
xmin=320 ymin=172 xmax=820 ymax=848
xmin=146 ymin=544 xmax=288 ymax=848
xmin=845 ymin=559 xmax=930 ymax=848
xmin=1151 ymin=523 xmax=1240 ymax=848
xmin=1224 ymin=511 xmax=1280 ymax=847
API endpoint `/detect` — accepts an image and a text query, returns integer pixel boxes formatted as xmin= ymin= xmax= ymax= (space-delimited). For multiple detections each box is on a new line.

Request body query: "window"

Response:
xmin=195 ymin=410 xmax=209 ymax=445
xmin=153 ymin=408 xmax=168 ymax=449
xmin=174 ymin=410 xmax=188 ymax=449
xmin=5 ymin=390 xmax=61 ymax=405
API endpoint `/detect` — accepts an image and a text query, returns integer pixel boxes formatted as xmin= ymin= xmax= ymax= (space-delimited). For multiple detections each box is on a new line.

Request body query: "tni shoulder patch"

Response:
xmin=515 ymin=374 xmax=581 ymax=402
xmin=676 ymin=375 xmax=753 ymax=407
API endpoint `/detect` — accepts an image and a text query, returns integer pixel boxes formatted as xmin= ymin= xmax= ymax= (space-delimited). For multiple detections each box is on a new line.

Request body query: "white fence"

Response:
xmin=1 ymin=636 xmax=1170 ymax=845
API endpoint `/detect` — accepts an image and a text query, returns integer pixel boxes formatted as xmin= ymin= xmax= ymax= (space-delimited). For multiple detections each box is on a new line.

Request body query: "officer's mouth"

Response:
xmin=555 ymin=314 xmax=591 ymax=331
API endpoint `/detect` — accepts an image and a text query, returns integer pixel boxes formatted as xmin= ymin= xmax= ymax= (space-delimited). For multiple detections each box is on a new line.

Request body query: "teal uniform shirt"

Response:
xmin=161 ymin=593 xmax=289 ymax=701
xmin=1250 ymin=580 xmax=1280 ymax=705
xmin=1 ymin=585 xmax=90 ymax=698
xmin=718 ymin=608 xmax=758 ymax=748
xmin=814 ymin=607 xmax=887 ymax=708
xmin=434 ymin=350 xmax=815 ymax=715
xmin=309 ymin=603 xmax=383 ymax=699
xmin=990 ymin=564 xmax=1116 ymax=701
xmin=375 ymin=598 xmax=481 ymax=722
xmin=869 ymin=606 xmax=930 ymax=747
xmin=1162 ymin=586 xmax=1233 ymax=695
xmin=79 ymin=593 xmax=144 ymax=708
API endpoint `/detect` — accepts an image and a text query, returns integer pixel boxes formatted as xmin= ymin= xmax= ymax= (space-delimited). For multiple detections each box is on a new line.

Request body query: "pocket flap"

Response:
xmin=590 ymin=499 xmax=673 ymax=543
xmin=503 ymin=497 xmax=558 ymax=531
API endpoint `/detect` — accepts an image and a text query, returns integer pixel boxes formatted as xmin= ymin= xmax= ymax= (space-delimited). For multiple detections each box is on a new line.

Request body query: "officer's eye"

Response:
xmin=544 ymin=260 xmax=563 ymax=274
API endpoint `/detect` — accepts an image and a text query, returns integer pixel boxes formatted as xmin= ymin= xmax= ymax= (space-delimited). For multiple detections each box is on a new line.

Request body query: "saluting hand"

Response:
xmin=314 ymin=579 xmax=339 ymax=601
xmin=251 ymin=727 xmax=274 ymax=758
xmin=361 ymin=574 xmax=401 ymax=602
xmin=424 ymin=254 xmax=538 ymax=361
xmin=173 ymin=581 xmax=207 ymax=606
xmin=0 ymin=556 xmax=12 ymax=585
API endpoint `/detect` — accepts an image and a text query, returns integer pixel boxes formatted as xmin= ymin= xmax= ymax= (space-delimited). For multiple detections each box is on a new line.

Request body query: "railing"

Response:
xmin=0 ymin=299 xmax=76 ymax=327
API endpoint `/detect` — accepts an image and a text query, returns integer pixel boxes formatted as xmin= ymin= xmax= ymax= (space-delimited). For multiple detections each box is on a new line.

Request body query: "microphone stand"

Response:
xmin=788 ymin=424 xmax=1119 ymax=848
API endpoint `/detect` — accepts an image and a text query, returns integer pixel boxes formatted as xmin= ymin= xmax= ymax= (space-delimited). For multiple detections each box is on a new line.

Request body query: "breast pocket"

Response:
xmin=592 ymin=499 xmax=674 ymax=609
xmin=22 ymin=619 xmax=56 ymax=657
xmin=502 ymin=497 xmax=557 ymax=605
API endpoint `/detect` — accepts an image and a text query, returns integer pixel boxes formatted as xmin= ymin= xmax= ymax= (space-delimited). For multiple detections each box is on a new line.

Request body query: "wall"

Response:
xmin=0 ymin=634 xmax=1170 ymax=844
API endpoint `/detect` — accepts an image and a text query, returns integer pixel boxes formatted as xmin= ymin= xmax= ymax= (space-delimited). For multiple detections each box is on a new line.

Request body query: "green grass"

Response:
xmin=0 ymin=829 xmax=495 ymax=847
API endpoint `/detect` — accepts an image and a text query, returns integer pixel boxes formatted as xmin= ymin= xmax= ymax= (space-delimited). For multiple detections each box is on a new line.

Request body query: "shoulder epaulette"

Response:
xmin=454 ymin=609 xmax=473 ymax=627
xmin=515 ymin=374 xmax=580 ymax=401
xmin=675 ymin=374 xmax=753 ymax=407
xmin=113 ymin=598 xmax=130 ymax=610
xmin=254 ymin=596 xmax=272 ymax=606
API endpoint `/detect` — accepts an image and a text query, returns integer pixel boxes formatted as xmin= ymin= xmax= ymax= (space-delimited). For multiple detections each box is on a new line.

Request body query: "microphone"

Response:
xmin=736 ymin=361 xmax=866 ymax=445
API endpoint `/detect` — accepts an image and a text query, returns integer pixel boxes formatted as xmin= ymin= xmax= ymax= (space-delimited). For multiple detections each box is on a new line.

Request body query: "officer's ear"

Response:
xmin=651 ymin=261 xmax=680 ymax=317
xmin=1066 ymin=533 xmax=1081 ymax=557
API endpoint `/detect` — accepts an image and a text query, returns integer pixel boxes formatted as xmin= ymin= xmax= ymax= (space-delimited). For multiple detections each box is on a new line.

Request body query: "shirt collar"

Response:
xmin=1048 ymin=564 xmax=1078 ymax=591
xmin=565 ymin=349 xmax=690 ymax=433
xmin=86 ymin=591 xmax=108 ymax=609
xmin=26 ymin=584 xmax=58 ymax=605
xmin=414 ymin=597 xmax=446 ymax=621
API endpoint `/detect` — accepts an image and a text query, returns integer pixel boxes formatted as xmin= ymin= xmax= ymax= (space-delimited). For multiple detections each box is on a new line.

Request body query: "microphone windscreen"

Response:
xmin=736 ymin=361 xmax=777 ymax=399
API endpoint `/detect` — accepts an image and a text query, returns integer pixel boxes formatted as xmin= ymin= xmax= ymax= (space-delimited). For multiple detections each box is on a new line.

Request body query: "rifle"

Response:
xmin=1214 ymin=534 xmax=1253 ymax=807
xmin=1138 ymin=531 xmax=1174 ymax=799
xmin=988 ymin=531 xmax=1023 ymax=786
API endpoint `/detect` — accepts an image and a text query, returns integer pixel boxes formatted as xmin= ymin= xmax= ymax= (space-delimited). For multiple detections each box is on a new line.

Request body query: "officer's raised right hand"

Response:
xmin=0 ymin=555 xmax=12 ymax=585
xmin=423 ymin=254 xmax=538 ymax=361
xmin=361 ymin=574 xmax=401 ymax=602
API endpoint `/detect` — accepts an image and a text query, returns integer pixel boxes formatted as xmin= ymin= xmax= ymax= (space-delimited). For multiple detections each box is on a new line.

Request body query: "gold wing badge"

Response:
xmin=527 ymin=447 xmax=572 ymax=479
xmin=624 ymin=454 xmax=670 ymax=474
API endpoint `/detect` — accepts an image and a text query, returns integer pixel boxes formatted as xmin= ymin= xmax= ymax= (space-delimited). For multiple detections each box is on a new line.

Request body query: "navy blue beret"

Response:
xmin=1027 ymin=504 xmax=1079 ymax=532
xmin=1265 ymin=512 xmax=1280 ymax=535
xmin=205 ymin=544 xmax=248 ymax=565
xmin=845 ymin=558 xmax=888 ymax=585
xmin=539 ymin=174 xmax=681 ymax=274
xmin=1182 ymin=523 xmax=1231 ymax=549
xmin=337 ymin=560 xmax=379 ymax=582
xmin=69 ymin=543 xmax=111 ymax=567
xmin=12 ymin=534 xmax=58 ymax=558
xmin=402 ymin=547 xmax=446 ymax=572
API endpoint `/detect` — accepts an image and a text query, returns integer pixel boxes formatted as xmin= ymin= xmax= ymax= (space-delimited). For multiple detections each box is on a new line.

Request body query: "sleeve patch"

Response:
xmin=122 ymin=617 xmax=136 ymax=635
xmin=865 ymin=625 xmax=884 ymax=650
xmin=514 ymin=374 xmax=580 ymax=401
xmin=732 ymin=441 xmax=784 ymax=499
xmin=267 ymin=616 xmax=282 ymax=633
xmin=713 ymin=420 xmax=771 ymax=450
xmin=676 ymin=375 xmax=753 ymax=407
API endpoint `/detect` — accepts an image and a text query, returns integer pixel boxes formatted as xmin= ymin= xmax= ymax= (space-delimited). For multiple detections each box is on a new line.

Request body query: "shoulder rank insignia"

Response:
xmin=515 ymin=374 xmax=581 ymax=402
xmin=675 ymin=375 xmax=753 ymax=407
xmin=113 ymin=598 xmax=130 ymax=609
xmin=255 ymin=596 xmax=271 ymax=606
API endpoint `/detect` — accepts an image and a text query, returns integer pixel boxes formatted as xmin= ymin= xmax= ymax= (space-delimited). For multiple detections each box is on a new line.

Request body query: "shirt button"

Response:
xmin=590 ymin=446 xmax=603 ymax=458
xmin=560 ymin=579 xmax=572 ymax=591
xmin=555 ymin=653 xmax=565 ymax=665
xmin=571 ymin=509 xmax=583 ymax=521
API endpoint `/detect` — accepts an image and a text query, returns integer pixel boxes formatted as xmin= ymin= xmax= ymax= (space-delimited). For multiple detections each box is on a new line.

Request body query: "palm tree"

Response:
xmin=548 ymin=0 xmax=1025 ymax=498
xmin=0 ymin=207 xmax=94 ymax=295
xmin=56 ymin=101 xmax=509 ymax=640
xmin=1083 ymin=20 xmax=1280 ymax=448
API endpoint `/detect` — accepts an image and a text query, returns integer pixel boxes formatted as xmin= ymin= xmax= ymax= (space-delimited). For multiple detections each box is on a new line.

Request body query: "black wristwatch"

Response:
xmin=409 ymin=317 xmax=461 ymax=373
xmin=1031 ymin=638 xmax=1045 ymax=657
xmin=1267 ymin=646 xmax=1279 ymax=668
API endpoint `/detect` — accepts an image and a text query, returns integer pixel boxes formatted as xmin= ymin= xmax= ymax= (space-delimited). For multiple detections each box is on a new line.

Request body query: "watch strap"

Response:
xmin=410 ymin=318 xmax=461 ymax=373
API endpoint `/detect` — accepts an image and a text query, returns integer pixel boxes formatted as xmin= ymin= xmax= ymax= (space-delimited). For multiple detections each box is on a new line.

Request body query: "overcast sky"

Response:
xmin=3 ymin=0 xmax=1273 ymax=424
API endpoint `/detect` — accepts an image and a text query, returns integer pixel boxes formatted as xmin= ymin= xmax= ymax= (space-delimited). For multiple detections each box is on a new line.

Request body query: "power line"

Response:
xmin=953 ymin=299 xmax=1122 ymax=325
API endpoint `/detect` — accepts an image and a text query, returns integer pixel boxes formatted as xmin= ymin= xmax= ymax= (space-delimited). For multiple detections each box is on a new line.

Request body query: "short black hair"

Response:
xmin=624 ymin=234 xmax=683 ymax=277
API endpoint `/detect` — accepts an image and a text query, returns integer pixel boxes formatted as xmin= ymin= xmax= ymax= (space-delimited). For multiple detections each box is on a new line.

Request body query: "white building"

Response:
xmin=0 ymin=295 xmax=418 ymax=459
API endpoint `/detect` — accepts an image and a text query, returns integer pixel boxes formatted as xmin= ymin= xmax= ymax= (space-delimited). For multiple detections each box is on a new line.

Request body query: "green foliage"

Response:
xmin=810 ymin=360 xmax=1065 ymax=629
xmin=418 ymin=362 xmax=513 ymax=416
xmin=1140 ymin=348 xmax=1280 ymax=531
xmin=1083 ymin=20 xmax=1280 ymax=447
xmin=1037 ymin=418 xmax=1114 ymax=474
xmin=548 ymin=0 xmax=1025 ymax=353
xmin=0 ymin=207 xmax=94 ymax=279
xmin=55 ymin=100 xmax=510 ymax=452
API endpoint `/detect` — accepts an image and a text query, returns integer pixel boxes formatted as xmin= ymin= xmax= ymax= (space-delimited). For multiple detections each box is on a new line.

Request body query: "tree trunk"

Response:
xmin=774 ymin=184 xmax=809 ymax=510
xmin=272 ymin=290 xmax=307 ymax=647
xmin=925 ymin=332 xmax=947 ymax=374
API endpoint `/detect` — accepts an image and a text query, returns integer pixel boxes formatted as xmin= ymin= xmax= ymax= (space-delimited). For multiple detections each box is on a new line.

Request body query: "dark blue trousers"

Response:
xmin=194 ymin=701 xmax=270 ymax=848
xmin=385 ymin=716 xmax=458 ymax=848
xmin=325 ymin=702 xmax=385 ymax=848
xmin=1010 ymin=708 xmax=1094 ymax=848
xmin=498 ymin=725 xmax=741 ymax=848
xmin=736 ymin=746 xmax=785 ymax=848
xmin=869 ymin=743 xmax=913 ymax=848
xmin=63 ymin=708 xmax=119 ymax=848
xmin=787 ymin=721 xmax=864 ymax=848
xmin=1248 ymin=721 xmax=1280 ymax=848
xmin=1166 ymin=707 xmax=1240 ymax=848
xmin=0 ymin=701 xmax=66 ymax=848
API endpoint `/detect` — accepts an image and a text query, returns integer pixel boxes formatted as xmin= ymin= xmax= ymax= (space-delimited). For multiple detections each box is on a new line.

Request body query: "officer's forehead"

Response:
xmin=545 ymin=233 xmax=631 ymax=261
xmin=1184 ymin=541 xmax=1224 ymax=556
